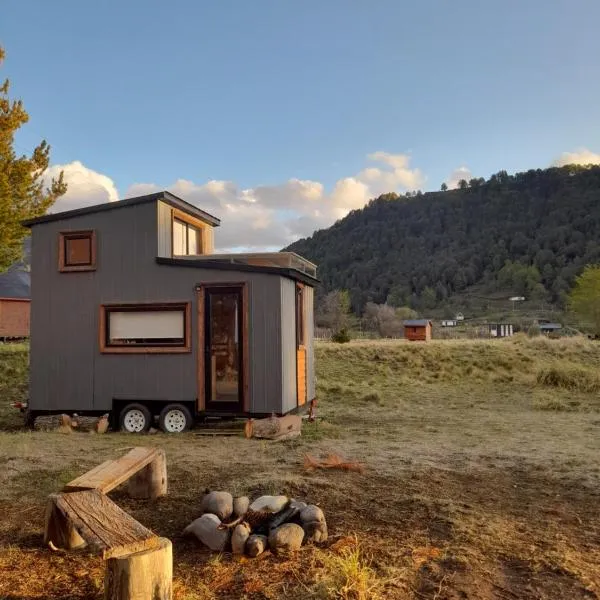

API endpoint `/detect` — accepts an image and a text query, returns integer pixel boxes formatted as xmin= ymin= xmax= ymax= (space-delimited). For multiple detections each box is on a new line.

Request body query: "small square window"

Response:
xmin=59 ymin=231 xmax=96 ymax=272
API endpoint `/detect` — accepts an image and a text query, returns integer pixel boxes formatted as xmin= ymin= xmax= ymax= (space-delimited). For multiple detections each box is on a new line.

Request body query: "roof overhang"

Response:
xmin=156 ymin=257 xmax=319 ymax=286
xmin=22 ymin=191 xmax=221 ymax=228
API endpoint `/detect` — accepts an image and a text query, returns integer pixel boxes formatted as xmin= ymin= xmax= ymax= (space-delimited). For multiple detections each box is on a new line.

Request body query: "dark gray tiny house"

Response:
xmin=23 ymin=192 xmax=317 ymax=432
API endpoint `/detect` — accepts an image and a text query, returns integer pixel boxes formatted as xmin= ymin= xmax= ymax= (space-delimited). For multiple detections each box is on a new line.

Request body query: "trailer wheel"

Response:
xmin=159 ymin=404 xmax=193 ymax=433
xmin=119 ymin=403 xmax=152 ymax=433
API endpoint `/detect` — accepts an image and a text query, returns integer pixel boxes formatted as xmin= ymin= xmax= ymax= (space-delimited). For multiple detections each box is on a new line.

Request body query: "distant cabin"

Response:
xmin=455 ymin=313 xmax=465 ymax=321
xmin=0 ymin=245 xmax=31 ymax=339
xmin=539 ymin=323 xmax=562 ymax=335
xmin=404 ymin=319 xmax=432 ymax=342
xmin=441 ymin=319 xmax=457 ymax=327
xmin=489 ymin=323 xmax=514 ymax=338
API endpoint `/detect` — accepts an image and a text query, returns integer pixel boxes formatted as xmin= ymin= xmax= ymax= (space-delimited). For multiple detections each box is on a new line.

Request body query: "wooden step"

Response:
xmin=63 ymin=447 xmax=160 ymax=494
xmin=46 ymin=489 xmax=159 ymax=559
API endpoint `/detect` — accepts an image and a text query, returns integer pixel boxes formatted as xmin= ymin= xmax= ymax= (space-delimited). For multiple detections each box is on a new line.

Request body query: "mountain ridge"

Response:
xmin=285 ymin=165 xmax=600 ymax=313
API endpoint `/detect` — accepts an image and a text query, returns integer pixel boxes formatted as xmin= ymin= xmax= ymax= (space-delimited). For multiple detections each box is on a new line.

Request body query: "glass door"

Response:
xmin=204 ymin=287 xmax=243 ymax=411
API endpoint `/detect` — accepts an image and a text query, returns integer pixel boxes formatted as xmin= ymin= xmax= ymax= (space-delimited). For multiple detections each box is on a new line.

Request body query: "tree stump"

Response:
xmin=44 ymin=496 xmax=86 ymax=550
xmin=127 ymin=449 xmax=167 ymax=499
xmin=104 ymin=537 xmax=172 ymax=600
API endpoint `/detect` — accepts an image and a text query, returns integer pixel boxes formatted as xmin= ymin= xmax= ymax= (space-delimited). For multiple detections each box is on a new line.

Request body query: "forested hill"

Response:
xmin=285 ymin=165 xmax=600 ymax=313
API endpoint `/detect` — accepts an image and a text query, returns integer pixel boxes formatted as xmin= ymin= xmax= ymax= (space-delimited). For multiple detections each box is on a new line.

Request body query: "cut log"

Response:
xmin=47 ymin=490 xmax=159 ymax=559
xmin=128 ymin=449 xmax=167 ymax=499
xmin=105 ymin=537 xmax=172 ymax=600
xmin=246 ymin=414 xmax=302 ymax=440
xmin=44 ymin=496 xmax=86 ymax=550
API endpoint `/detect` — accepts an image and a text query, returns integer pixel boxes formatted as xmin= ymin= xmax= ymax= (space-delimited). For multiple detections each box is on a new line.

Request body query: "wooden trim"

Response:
xmin=99 ymin=302 xmax=192 ymax=354
xmin=196 ymin=289 xmax=205 ymax=411
xmin=196 ymin=282 xmax=249 ymax=413
xmin=172 ymin=208 xmax=211 ymax=255
xmin=58 ymin=230 xmax=96 ymax=272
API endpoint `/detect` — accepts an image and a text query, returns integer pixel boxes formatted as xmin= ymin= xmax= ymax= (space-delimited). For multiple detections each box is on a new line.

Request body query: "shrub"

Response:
xmin=536 ymin=364 xmax=600 ymax=393
xmin=332 ymin=328 xmax=351 ymax=343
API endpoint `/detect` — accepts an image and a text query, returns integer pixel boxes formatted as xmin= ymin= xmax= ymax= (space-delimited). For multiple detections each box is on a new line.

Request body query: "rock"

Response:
xmin=249 ymin=495 xmax=288 ymax=514
xmin=303 ymin=519 xmax=328 ymax=543
xmin=246 ymin=534 xmax=268 ymax=558
xmin=300 ymin=504 xmax=325 ymax=524
xmin=231 ymin=522 xmax=251 ymax=555
xmin=290 ymin=499 xmax=307 ymax=512
xmin=268 ymin=523 xmax=304 ymax=555
xmin=201 ymin=491 xmax=233 ymax=521
xmin=233 ymin=496 xmax=250 ymax=518
xmin=183 ymin=514 xmax=229 ymax=551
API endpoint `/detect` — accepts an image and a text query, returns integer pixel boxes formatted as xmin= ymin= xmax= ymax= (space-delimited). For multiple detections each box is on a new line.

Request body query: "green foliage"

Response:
xmin=331 ymin=328 xmax=351 ymax=343
xmin=0 ymin=47 xmax=67 ymax=272
xmin=287 ymin=165 xmax=600 ymax=314
xmin=568 ymin=265 xmax=600 ymax=335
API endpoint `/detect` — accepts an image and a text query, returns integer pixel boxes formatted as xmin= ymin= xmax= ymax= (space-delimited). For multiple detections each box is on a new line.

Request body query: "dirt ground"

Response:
xmin=0 ymin=338 xmax=599 ymax=599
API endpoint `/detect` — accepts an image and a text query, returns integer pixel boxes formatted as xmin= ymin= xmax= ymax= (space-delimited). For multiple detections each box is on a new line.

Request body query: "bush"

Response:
xmin=536 ymin=364 xmax=600 ymax=392
xmin=332 ymin=328 xmax=351 ymax=343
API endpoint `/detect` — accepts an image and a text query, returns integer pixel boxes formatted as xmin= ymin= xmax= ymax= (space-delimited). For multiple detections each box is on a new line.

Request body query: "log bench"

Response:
xmin=44 ymin=447 xmax=172 ymax=600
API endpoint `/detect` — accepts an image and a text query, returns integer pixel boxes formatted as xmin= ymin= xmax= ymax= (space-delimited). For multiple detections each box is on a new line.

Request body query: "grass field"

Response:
xmin=0 ymin=336 xmax=599 ymax=599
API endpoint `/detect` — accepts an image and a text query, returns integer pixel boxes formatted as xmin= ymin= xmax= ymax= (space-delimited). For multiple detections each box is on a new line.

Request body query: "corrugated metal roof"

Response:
xmin=403 ymin=319 xmax=431 ymax=327
xmin=539 ymin=323 xmax=562 ymax=329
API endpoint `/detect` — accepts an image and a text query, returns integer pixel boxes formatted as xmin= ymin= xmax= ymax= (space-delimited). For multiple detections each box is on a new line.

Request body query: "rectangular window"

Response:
xmin=59 ymin=230 xmax=96 ymax=272
xmin=173 ymin=217 xmax=202 ymax=256
xmin=100 ymin=303 xmax=191 ymax=353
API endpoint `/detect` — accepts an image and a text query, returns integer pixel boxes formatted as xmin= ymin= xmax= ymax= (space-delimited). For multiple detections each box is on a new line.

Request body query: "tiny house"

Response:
xmin=404 ymin=319 xmax=432 ymax=342
xmin=22 ymin=191 xmax=317 ymax=432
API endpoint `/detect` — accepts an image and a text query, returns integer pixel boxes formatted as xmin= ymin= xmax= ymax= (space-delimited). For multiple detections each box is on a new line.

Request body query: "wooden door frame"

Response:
xmin=196 ymin=282 xmax=249 ymax=413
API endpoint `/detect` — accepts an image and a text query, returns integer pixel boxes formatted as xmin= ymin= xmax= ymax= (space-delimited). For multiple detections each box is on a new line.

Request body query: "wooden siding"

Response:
xmin=280 ymin=278 xmax=297 ymax=414
xmin=304 ymin=285 xmax=315 ymax=402
xmin=0 ymin=298 xmax=30 ymax=338
xmin=404 ymin=324 xmax=432 ymax=342
xmin=297 ymin=347 xmax=306 ymax=406
xmin=29 ymin=200 xmax=286 ymax=415
xmin=156 ymin=201 xmax=172 ymax=258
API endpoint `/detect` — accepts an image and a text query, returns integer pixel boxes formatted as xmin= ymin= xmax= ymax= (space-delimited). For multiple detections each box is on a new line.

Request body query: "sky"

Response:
xmin=2 ymin=0 xmax=600 ymax=251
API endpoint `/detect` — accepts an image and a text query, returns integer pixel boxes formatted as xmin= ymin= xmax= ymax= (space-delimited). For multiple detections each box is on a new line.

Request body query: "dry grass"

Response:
xmin=0 ymin=337 xmax=599 ymax=599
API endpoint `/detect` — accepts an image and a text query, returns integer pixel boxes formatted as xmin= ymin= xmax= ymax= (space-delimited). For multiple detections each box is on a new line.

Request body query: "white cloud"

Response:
xmin=44 ymin=161 xmax=119 ymax=213
xmin=445 ymin=166 xmax=472 ymax=189
xmin=552 ymin=148 xmax=600 ymax=167
xmin=47 ymin=151 xmax=423 ymax=250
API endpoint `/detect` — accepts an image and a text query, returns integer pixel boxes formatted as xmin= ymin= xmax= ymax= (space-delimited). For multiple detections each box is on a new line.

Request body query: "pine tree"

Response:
xmin=0 ymin=47 xmax=67 ymax=271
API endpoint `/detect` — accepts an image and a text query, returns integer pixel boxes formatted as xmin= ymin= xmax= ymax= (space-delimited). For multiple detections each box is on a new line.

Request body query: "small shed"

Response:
xmin=489 ymin=323 xmax=514 ymax=338
xmin=404 ymin=319 xmax=432 ymax=342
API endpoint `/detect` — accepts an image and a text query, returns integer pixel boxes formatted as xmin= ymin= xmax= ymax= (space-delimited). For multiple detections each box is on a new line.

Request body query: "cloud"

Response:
xmin=445 ymin=166 xmax=472 ymax=189
xmin=45 ymin=152 xmax=422 ymax=251
xmin=44 ymin=161 xmax=119 ymax=213
xmin=552 ymin=148 xmax=600 ymax=167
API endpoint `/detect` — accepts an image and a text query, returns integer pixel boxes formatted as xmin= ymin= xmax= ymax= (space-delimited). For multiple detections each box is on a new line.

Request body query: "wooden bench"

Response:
xmin=63 ymin=446 xmax=167 ymax=499
xmin=44 ymin=447 xmax=172 ymax=600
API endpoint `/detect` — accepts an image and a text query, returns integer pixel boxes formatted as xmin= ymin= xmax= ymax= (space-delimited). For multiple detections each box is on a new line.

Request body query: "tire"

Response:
xmin=159 ymin=404 xmax=193 ymax=433
xmin=119 ymin=403 xmax=152 ymax=433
